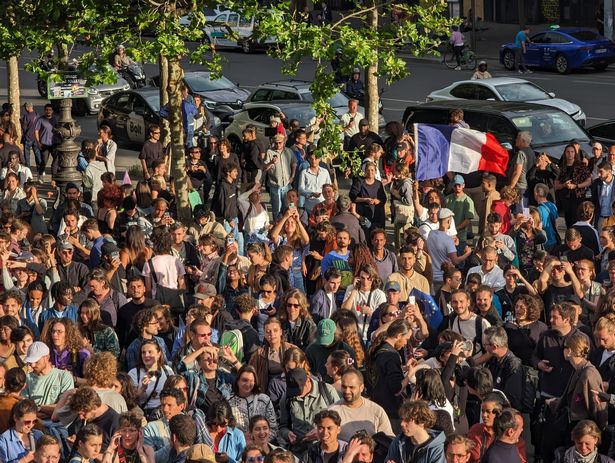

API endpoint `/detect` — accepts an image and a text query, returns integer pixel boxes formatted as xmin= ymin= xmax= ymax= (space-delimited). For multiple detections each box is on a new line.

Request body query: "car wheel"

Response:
xmin=555 ymin=54 xmax=570 ymax=74
xmin=503 ymin=50 xmax=515 ymax=70
xmin=241 ymin=40 xmax=253 ymax=54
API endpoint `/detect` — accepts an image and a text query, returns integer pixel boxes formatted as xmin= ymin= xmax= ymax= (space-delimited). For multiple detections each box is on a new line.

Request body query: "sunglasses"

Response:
xmin=287 ymin=303 xmax=301 ymax=308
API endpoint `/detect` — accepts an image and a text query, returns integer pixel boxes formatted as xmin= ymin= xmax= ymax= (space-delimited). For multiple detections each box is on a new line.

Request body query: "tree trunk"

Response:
xmin=159 ymin=54 xmax=170 ymax=150
xmin=366 ymin=6 xmax=379 ymax=131
xmin=168 ymin=59 xmax=190 ymax=223
xmin=7 ymin=56 xmax=21 ymax=142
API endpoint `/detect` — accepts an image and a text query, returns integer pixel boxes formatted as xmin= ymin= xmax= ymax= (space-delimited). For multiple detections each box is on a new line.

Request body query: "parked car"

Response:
xmin=499 ymin=27 xmax=615 ymax=74
xmin=204 ymin=10 xmax=276 ymax=53
xmin=97 ymin=88 xmax=222 ymax=145
xmin=150 ymin=71 xmax=249 ymax=122
xmin=179 ymin=5 xmax=224 ymax=27
xmin=248 ymin=80 xmax=386 ymax=131
xmin=426 ymin=77 xmax=585 ymax=125
xmin=588 ymin=119 xmax=615 ymax=148
xmin=224 ymin=102 xmax=317 ymax=152
xmin=402 ymin=100 xmax=592 ymax=160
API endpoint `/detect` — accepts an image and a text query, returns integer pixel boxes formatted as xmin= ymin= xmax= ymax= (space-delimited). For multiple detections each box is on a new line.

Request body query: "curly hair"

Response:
xmin=69 ymin=386 xmax=102 ymax=413
xmin=514 ymin=295 xmax=543 ymax=322
xmin=84 ymin=352 xmax=118 ymax=388
xmin=40 ymin=318 xmax=87 ymax=354
xmin=336 ymin=316 xmax=364 ymax=368
xmin=97 ymin=183 xmax=123 ymax=209
xmin=398 ymin=399 xmax=436 ymax=428
xmin=151 ymin=228 xmax=173 ymax=255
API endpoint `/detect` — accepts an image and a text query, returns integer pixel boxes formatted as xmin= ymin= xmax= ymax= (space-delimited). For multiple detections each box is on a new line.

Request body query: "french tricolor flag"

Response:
xmin=414 ymin=123 xmax=509 ymax=181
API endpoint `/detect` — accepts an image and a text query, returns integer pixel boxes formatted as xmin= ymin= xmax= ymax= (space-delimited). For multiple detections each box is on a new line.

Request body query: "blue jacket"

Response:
xmin=0 ymin=428 xmax=44 ymax=463
xmin=202 ymin=426 xmax=246 ymax=463
xmin=38 ymin=305 xmax=79 ymax=332
xmin=385 ymin=430 xmax=446 ymax=463
xmin=177 ymin=360 xmax=234 ymax=410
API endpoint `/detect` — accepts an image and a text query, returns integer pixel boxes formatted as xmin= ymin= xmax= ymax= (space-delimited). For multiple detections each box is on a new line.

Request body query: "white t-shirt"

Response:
xmin=426 ymin=230 xmax=457 ymax=282
xmin=418 ymin=217 xmax=457 ymax=240
xmin=342 ymin=285 xmax=387 ymax=340
xmin=143 ymin=254 xmax=186 ymax=297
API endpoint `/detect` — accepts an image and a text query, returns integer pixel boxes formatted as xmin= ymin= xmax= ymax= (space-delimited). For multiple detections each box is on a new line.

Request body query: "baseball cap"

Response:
xmin=187 ymin=444 xmax=215 ymax=462
xmin=25 ymin=342 xmax=50 ymax=363
xmin=195 ymin=282 xmax=217 ymax=300
xmin=58 ymin=240 xmax=74 ymax=251
xmin=359 ymin=118 xmax=369 ymax=127
xmin=384 ymin=281 xmax=401 ymax=292
xmin=452 ymin=174 xmax=465 ymax=186
xmin=101 ymin=241 xmax=121 ymax=256
xmin=561 ymin=294 xmax=582 ymax=306
xmin=286 ymin=367 xmax=309 ymax=399
xmin=316 ymin=319 xmax=336 ymax=346
xmin=337 ymin=194 xmax=352 ymax=212
xmin=438 ymin=208 xmax=455 ymax=220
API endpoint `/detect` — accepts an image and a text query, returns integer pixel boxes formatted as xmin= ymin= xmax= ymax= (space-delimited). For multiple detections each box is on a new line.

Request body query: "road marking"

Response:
xmin=574 ymin=80 xmax=615 ymax=86
xmin=587 ymin=116 xmax=609 ymax=121
xmin=383 ymin=108 xmax=406 ymax=112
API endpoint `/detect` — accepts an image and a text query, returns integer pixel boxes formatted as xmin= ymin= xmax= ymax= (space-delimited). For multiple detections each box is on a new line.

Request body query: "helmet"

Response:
xmin=117 ymin=44 xmax=125 ymax=50
xmin=336 ymin=48 xmax=343 ymax=55
xmin=352 ymin=67 xmax=361 ymax=74
xmin=478 ymin=60 xmax=487 ymax=67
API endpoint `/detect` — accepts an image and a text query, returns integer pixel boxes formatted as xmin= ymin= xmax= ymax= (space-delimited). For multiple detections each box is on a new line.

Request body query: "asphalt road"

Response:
xmin=1 ymin=48 xmax=614 ymax=171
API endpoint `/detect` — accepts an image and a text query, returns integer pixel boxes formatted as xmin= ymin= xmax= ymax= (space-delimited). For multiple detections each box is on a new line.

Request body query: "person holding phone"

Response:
xmin=341 ymin=265 xmax=386 ymax=342
xmin=102 ymin=412 xmax=154 ymax=463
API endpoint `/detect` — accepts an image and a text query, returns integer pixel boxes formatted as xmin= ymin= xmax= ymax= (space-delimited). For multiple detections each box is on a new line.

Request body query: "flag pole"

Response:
xmin=413 ymin=123 xmax=419 ymax=179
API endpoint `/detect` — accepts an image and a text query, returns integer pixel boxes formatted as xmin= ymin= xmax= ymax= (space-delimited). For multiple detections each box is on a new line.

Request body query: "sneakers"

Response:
xmin=518 ymin=69 xmax=524 ymax=74
xmin=454 ymin=66 xmax=461 ymax=70
xmin=525 ymin=69 xmax=533 ymax=74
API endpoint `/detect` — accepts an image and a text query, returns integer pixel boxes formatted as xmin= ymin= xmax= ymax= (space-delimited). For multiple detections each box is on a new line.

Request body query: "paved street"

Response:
xmin=0 ymin=44 xmax=614 ymax=173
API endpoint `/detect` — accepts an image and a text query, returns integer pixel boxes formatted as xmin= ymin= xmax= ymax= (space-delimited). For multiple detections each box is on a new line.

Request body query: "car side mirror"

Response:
xmin=502 ymin=142 xmax=513 ymax=150
xmin=548 ymin=92 xmax=555 ymax=98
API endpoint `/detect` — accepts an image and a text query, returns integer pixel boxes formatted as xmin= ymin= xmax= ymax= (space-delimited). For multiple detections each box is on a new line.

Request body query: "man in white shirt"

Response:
xmin=340 ymin=99 xmax=363 ymax=150
xmin=299 ymin=151 xmax=331 ymax=213
xmin=466 ymin=246 xmax=506 ymax=291
xmin=418 ymin=203 xmax=457 ymax=241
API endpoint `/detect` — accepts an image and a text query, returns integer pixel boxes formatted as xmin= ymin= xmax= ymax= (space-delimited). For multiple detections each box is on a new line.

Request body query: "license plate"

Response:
xmin=595 ymin=48 xmax=607 ymax=53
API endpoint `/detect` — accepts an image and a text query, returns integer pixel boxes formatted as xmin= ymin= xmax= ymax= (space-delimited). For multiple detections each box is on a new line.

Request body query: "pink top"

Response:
xmin=450 ymin=30 xmax=464 ymax=46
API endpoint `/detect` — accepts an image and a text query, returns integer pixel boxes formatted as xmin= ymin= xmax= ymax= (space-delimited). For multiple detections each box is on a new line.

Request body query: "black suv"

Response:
xmin=402 ymin=100 xmax=591 ymax=160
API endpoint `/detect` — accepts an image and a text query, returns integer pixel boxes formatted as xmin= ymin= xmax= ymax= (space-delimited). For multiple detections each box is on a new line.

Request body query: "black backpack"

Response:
xmin=519 ymin=364 xmax=539 ymax=413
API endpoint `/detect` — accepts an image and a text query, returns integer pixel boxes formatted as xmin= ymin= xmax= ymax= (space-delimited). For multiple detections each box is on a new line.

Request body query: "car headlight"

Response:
xmin=87 ymin=87 xmax=98 ymax=95
xmin=204 ymin=100 xmax=216 ymax=110
xmin=123 ymin=84 xmax=130 ymax=90
xmin=214 ymin=116 xmax=222 ymax=126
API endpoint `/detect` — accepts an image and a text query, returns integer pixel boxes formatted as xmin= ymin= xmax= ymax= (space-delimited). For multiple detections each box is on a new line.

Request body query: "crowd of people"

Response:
xmin=2 ymin=93 xmax=615 ymax=463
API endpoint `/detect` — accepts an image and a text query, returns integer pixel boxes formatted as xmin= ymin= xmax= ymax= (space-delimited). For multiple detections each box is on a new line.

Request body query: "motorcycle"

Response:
xmin=119 ymin=62 xmax=146 ymax=89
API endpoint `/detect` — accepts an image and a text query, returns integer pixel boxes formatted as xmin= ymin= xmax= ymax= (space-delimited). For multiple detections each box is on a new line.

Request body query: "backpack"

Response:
xmin=519 ymin=364 xmax=539 ymax=413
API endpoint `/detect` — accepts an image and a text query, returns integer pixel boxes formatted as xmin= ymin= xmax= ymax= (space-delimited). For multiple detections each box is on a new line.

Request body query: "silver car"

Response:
xmin=426 ymin=77 xmax=586 ymax=125
xmin=84 ymin=76 xmax=131 ymax=114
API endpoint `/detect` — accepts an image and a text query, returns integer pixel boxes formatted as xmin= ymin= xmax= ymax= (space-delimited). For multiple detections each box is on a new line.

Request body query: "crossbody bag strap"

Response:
xmin=149 ymin=258 xmax=159 ymax=287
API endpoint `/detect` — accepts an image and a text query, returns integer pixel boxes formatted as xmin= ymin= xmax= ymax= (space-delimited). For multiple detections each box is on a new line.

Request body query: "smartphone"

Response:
xmin=408 ymin=296 xmax=416 ymax=305
xmin=288 ymin=203 xmax=295 ymax=209
xmin=164 ymin=212 xmax=170 ymax=218
xmin=560 ymin=255 xmax=568 ymax=263
xmin=226 ymin=235 xmax=235 ymax=245
xmin=463 ymin=340 xmax=473 ymax=352
xmin=110 ymin=251 xmax=120 ymax=260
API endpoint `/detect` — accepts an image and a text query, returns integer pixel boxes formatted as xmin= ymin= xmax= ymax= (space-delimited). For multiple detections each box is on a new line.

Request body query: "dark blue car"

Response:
xmin=499 ymin=27 xmax=615 ymax=74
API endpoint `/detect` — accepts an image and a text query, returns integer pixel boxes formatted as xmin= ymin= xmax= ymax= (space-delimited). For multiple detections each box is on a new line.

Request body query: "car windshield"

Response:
xmin=495 ymin=83 xmax=551 ymax=102
xmin=570 ymin=30 xmax=601 ymax=42
xmin=300 ymin=91 xmax=349 ymax=108
xmin=184 ymin=74 xmax=235 ymax=92
xmin=282 ymin=106 xmax=317 ymax=126
xmin=511 ymin=111 xmax=589 ymax=146
xmin=144 ymin=94 xmax=160 ymax=112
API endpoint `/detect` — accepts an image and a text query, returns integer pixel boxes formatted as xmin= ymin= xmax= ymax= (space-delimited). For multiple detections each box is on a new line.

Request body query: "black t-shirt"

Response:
xmin=69 ymin=407 xmax=120 ymax=448
xmin=187 ymin=160 xmax=208 ymax=189
xmin=139 ymin=140 xmax=165 ymax=168
xmin=555 ymin=243 xmax=595 ymax=264
xmin=116 ymin=298 xmax=158 ymax=348
xmin=542 ymin=284 xmax=575 ymax=321
xmin=204 ymin=377 xmax=225 ymax=411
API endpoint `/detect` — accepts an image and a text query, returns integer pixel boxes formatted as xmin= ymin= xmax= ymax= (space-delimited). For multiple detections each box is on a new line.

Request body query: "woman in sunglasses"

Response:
xmin=0 ymin=399 xmax=43 ymax=463
xmin=241 ymin=444 xmax=266 ymax=463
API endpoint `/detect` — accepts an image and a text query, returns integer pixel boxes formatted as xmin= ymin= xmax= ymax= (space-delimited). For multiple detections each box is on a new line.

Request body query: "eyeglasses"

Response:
xmin=247 ymin=457 xmax=265 ymax=463
xmin=383 ymin=311 xmax=399 ymax=318
xmin=287 ymin=303 xmax=300 ymax=308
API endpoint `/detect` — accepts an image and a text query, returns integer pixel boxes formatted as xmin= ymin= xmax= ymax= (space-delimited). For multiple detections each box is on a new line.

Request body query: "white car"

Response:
xmin=204 ymin=10 xmax=277 ymax=53
xmin=179 ymin=6 xmax=224 ymax=27
xmin=426 ymin=77 xmax=586 ymax=125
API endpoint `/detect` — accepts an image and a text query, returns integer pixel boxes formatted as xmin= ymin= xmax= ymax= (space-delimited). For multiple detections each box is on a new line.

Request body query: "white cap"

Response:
xmin=25 ymin=341 xmax=50 ymax=363
xmin=438 ymin=208 xmax=455 ymax=220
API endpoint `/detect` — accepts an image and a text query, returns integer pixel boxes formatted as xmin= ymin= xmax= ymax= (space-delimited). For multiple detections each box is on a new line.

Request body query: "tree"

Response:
xmin=223 ymin=0 xmax=452 ymax=173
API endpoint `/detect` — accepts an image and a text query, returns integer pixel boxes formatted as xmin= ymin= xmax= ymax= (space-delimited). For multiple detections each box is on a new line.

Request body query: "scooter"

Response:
xmin=119 ymin=62 xmax=146 ymax=89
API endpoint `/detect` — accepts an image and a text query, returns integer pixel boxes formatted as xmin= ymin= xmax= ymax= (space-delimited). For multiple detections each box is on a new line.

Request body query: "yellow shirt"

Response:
xmin=387 ymin=271 xmax=430 ymax=301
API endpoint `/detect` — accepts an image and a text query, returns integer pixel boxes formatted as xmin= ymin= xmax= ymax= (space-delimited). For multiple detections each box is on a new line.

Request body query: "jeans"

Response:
xmin=515 ymin=48 xmax=527 ymax=72
xmin=290 ymin=268 xmax=305 ymax=293
xmin=269 ymin=184 xmax=290 ymax=220
xmin=223 ymin=217 xmax=244 ymax=256
xmin=23 ymin=139 xmax=39 ymax=169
